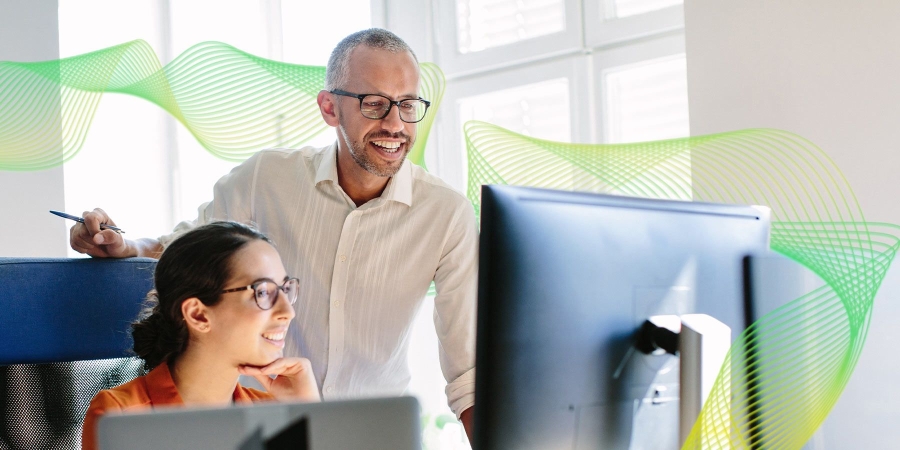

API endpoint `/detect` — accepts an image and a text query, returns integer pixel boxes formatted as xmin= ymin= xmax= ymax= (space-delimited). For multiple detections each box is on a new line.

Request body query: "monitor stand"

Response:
xmin=637 ymin=314 xmax=732 ymax=448
xmin=679 ymin=314 xmax=731 ymax=446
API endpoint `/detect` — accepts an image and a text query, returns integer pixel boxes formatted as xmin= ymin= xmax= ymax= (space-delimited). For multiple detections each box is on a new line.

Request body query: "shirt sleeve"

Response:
xmin=432 ymin=200 xmax=479 ymax=418
xmin=81 ymin=391 xmax=123 ymax=450
xmin=157 ymin=152 xmax=264 ymax=247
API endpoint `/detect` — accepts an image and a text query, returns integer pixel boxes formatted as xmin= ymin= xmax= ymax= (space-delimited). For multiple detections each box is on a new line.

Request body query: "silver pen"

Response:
xmin=49 ymin=210 xmax=126 ymax=234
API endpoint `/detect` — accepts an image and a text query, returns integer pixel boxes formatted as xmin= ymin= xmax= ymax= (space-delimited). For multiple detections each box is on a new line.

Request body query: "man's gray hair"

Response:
xmin=325 ymin=28 xmax=418 ymax=91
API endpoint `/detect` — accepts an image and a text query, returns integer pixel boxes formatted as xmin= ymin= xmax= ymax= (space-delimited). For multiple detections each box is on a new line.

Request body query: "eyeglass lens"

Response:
xmin=360 ymin=95 xmax=427 ymax=122
xmin=254 ymin=278 xmax=299 ymax=309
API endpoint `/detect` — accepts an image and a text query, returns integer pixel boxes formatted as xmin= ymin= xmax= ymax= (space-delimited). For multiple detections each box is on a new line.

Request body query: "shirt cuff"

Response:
xmin=157 ymin=220 xmax=196 ymax=249
xmin=445 ymin=367 xmax=476 ymax=419
xmin=157 ymin=202 xmax=210 ymax=248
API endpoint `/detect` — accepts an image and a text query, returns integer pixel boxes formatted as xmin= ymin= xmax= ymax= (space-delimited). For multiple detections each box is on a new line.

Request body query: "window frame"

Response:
xmin=434 ymin=0 xmax=584 ymax=78
xmin=583 ymin=2 xmax=684 ymax=48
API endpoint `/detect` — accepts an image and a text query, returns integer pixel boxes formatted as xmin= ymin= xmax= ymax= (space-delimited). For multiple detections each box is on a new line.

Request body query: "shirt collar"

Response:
xmin=380 ymin=159 xmax=412 ymax=207
xmin=314 ymin=142 xmax=413 ymax=207
xmin=145 ymin=362 xmax=185 ymax=406
xmin=314 ymin=142 xmax=340 ymax=186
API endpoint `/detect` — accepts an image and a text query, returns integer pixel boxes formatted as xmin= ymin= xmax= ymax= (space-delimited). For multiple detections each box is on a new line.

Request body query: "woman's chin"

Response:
xmin=254 ymin=352 xmax=282 ymax=366
xmin=237 ymin=347 xmax=284 ymax=368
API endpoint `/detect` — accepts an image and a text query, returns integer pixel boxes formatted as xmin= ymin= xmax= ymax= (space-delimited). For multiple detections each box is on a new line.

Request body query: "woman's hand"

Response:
xmin=239 ymin=357 xmax=320 ymax=402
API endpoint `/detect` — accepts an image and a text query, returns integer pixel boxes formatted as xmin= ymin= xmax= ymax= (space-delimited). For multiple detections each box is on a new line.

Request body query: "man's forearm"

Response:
xmin=129 ymin=238 xmax=164 ymax=259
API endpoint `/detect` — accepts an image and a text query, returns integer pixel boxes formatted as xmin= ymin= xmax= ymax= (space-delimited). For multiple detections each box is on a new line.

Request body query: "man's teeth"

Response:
xmin=373 ymin=140 xmax=401 ymax=152
xmin=262 ymin=331 xmax=285 ymax=341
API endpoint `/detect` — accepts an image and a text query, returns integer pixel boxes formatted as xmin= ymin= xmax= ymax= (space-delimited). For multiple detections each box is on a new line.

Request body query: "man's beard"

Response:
xmin=338 ymin=117 xmax=414 ymax=178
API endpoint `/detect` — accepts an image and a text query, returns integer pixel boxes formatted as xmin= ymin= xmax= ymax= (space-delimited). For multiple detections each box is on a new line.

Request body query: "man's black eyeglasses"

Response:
xmin=330 ymin=89 xmax=431 ymax=123
xmin=221 ymin=277 xmax=299 ymax=310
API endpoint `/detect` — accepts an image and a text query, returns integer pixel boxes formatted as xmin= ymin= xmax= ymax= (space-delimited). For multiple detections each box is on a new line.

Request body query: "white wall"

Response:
xmin=685 ymin=1 xmax=900 ymax=448
xmin=0 ymin=0 xmax=67 ymax=257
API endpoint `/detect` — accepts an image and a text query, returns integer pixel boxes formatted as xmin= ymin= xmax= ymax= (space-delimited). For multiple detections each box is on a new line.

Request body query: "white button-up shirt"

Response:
xmin=160 ymin=143 xmax=478 ymax=416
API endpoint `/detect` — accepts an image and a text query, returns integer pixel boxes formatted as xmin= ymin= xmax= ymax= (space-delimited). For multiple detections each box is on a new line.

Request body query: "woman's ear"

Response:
xmin=318 ymin=90 xmax=340 ymax=127
xmin=182 ymin=298 xmax=211 ymax=334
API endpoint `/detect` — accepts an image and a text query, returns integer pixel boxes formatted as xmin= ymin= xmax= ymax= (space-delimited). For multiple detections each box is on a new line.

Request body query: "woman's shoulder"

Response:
xmin=89 ymin=374 xmax=153 ymax=412
xmin=82 ymin=375 xmax=152 ymax=450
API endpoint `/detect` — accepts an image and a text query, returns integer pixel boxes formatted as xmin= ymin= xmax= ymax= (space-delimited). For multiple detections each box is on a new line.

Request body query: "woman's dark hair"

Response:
xmin=131 ymin=221 xmax=272 ymax=370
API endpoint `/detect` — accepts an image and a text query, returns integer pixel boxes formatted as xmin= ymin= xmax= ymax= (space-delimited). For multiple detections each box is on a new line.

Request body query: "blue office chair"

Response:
xmin=0 ymin=257 xmax=156 ymax=450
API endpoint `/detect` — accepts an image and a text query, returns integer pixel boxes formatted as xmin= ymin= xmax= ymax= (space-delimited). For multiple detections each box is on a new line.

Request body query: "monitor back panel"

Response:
xmin=475 ymin=186 xmax=771 ymax=450
xmin=98 ymin=396 xmax=421 ymax=450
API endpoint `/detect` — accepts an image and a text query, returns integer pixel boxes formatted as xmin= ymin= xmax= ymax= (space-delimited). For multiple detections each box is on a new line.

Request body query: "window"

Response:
xmin=603 ymin=54 xmax=689 ymax=143
xmin=456 ymin=77 xmax=572 ymax=187
xmin=167 ymin=0 xmax=271 ymax=222
xmin=421 ymin=0 xmax=690 ymax=191
xmin=458 ymin=78 xmax=571 ymax=140
xmin=59 ymin=0 xmax=369 ymax=244
xmin=59 ymin=0 xmax=171 ymax=252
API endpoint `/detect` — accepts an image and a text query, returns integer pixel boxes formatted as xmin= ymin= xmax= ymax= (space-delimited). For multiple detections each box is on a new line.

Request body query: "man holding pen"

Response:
xmin=68 ymin=28 xmax=478 ymax=441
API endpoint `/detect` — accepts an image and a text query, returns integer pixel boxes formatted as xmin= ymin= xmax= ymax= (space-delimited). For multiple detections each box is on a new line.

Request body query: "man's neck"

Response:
xmin=335 ymin=147 xmax=391 ymax=207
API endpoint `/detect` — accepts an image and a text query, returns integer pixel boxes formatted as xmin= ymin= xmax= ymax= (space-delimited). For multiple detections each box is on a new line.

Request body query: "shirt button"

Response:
xmin=325 ymin=386 xmax=334 ymax=394
xmin=333 ymin=299 xmax=341 ymax=307
xmin=339 ymin=254 xmax=347 ymax=262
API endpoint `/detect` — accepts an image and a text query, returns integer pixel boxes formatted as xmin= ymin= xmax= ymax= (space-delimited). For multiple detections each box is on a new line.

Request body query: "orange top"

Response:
xmin=81 ymin=362 xmax=272 ymax=450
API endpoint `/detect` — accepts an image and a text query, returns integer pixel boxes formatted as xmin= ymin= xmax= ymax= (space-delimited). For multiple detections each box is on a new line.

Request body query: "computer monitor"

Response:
xmin=473 ymin=185 xmax=771 ymax=450
xmin=97 ymin=396 xmax=421 ymax=450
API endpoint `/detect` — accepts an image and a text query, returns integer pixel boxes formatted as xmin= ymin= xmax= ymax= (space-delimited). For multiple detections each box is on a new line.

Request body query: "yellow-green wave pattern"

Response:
xmin=464 ymin=121 xmax=898 ymax=449
xmin=0 ymin=39 xmax=444 ymax=170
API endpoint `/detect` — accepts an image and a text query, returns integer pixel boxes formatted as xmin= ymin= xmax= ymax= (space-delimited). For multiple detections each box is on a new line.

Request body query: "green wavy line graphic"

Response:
xmin=0 ymin=39 xmax=444 ymax=171
xmin=464 ymin=121 xmax=898 ymax=449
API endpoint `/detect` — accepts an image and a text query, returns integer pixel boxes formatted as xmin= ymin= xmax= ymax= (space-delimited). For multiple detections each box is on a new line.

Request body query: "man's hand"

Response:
xmin=239 ymin=357 xmax=321 ymax=402
xmin=69 ymin=208 xmax=132 ymax=258
xmin=69 ymin=208 xmax=164 ymax=258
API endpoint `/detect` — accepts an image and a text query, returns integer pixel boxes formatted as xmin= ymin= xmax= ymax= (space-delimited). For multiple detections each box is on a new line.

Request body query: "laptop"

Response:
xmin=97 ymin=396 xmax=421 ymax=450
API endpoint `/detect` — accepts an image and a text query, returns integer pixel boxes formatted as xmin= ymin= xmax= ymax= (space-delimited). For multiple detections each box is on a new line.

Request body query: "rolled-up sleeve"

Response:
xmin=433 ymin=201 xmax=479 ymax=418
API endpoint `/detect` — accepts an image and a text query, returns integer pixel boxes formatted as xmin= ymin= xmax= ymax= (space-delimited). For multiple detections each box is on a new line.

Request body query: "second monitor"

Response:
xmin=474 ymin=185 xmax=771 ymax=450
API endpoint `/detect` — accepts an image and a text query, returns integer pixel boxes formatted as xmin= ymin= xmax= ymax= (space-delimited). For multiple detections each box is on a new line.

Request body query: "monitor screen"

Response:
xmin=474 ymin=185 xmax=771 ymax=450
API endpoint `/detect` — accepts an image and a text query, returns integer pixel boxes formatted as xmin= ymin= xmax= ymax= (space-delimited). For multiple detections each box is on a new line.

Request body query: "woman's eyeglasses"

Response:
xmin=221 ymin=277 xmax=299 ymax=310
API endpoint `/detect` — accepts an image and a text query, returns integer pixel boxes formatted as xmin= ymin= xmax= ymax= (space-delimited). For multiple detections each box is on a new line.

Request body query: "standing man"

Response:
xmin=69 ymin=29 xmax=477 ymax=438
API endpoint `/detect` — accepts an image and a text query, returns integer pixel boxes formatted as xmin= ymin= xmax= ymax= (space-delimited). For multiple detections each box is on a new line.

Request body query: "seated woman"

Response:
xmin=81 ymin=221 xmax=319 ymax=450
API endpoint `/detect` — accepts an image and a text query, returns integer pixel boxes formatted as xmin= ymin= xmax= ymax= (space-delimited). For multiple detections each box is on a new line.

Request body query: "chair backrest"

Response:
xmin=0 ymin=257 xmax=156 ymax=450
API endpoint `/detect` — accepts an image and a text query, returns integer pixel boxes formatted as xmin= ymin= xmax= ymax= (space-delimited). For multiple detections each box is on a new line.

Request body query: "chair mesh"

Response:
xmin=0 ymin=357 xmax=145 ymax=450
